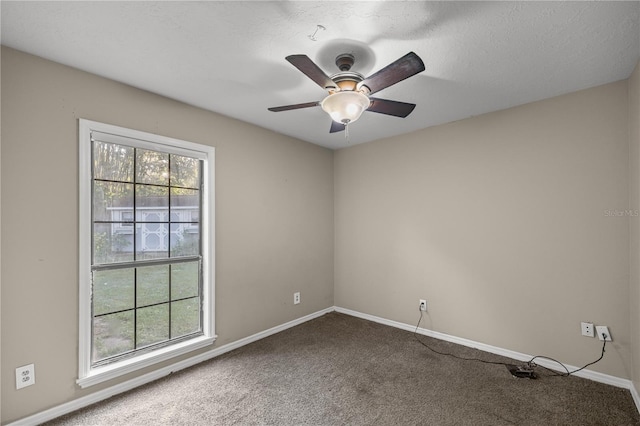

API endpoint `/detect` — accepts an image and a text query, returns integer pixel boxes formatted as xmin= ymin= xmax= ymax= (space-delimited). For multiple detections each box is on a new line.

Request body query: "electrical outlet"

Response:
xmin=15 ymin=364 xmax=35 ymax=390
xmin=419 ymin=299 xmax=427 ymax=312
xmin=581 ymin=322 xmax=594 ymax=337
xmin=596 ymin=325 xmax=612 ymax=341
xmin=293 ymin=292 xmax=300 ymax=305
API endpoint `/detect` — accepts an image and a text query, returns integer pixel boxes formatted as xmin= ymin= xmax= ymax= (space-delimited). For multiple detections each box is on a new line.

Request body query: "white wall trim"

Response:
xmin=632 ymin=382 xmax=640 ymax=414
xmin=7 ymin=307 xmax=334 ymax=426
xmin=335 ymin=306 xmax=639 ymax=412
xmin=9 ymin=305 xmax=639 ymax=424
xmin=77 ymin=119 xmax=217 ymax=387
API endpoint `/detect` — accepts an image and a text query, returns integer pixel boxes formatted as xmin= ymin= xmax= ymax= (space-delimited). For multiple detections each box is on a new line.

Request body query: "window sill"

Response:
xmin=77 ymin=335 xmax=216 ymax=388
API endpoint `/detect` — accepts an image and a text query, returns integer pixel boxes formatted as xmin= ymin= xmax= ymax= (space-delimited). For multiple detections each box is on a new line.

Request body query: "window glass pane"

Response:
xmin=170 ymin=188 xmax=199 ymax=257
xmin=171 ymin=298 xmax=200 ymax=338
xmin=92 ymin=311 xmax=134 ymax=363
xmin=170 ymin=188 xmax=199 ymax=214
xmin=171 ymin=262 xmax=199 ymax=300
xmin=136 ymin=184 xmax=168 ymax=210
xmin=93 ymin=223 xmax=134 ymax=264
xmin=136 ymin=149 xmax=169 ymax=185
xmin=93 ymin=181 xmax=133 ymax=222
xmin=93 ymin=141 xmax=134 ymax=182
xmin=136 ymin=223 xmax=169 ymax=260
xmin=170 ymin=228 xmax=199 ymax=257
xmin=137 ymin=265 xmax=169 ymax=307
xmin=93 ymin=269 xmax=135 ymax=316
xmin=170 ymin=225 xmax=199 ymax=257
xmin=170 ymin=155 xmax=200 ymax=189
xmin=137 ymin=304 xmax=169 ymax=348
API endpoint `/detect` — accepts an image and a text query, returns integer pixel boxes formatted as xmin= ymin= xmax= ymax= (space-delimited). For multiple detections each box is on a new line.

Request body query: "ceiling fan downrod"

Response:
xmin=335 ymin=53 xmax=355 ymax=71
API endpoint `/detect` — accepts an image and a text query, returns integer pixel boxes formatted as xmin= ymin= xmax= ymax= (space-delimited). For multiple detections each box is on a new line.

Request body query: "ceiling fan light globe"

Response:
xmin=321 ymin=91 xmax=370 ymax=125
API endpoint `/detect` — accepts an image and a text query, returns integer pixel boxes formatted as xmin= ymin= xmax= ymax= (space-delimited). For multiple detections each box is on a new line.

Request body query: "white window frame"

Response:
xmin=78 ymin=119 xmax=216 ymax=388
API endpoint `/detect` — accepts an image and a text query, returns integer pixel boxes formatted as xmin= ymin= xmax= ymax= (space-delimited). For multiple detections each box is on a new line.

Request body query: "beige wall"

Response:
xmin=335 ymin=80 xmax=632 ymax=379
xmin=0 ymin=47 xmax=334 ymax=423
xmin=629 ymin=60 xmax=640 ymax=398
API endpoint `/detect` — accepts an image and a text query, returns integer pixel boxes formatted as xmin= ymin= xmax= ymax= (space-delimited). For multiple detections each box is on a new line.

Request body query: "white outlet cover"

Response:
xmin=581 ymin=322 xmax=594 ymax=337
xmin=595 ymin=325 xmax=612 ymax=341
xmin=16 ymin=364 xmax=35 ymax=389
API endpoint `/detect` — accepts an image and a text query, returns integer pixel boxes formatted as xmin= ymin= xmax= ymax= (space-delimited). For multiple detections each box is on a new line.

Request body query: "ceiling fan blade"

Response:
xmin=329 ymin=120 xmax=346 ymax=133
xmin=286 ymin=55 xmax=337 ymax=90
xmin=268 ymin=101 xmax=320 ymax=112
xmin=357 ymin=52 xmax=425 ymax=95
xmin=367 ymin=98 xmax=416 ymax=118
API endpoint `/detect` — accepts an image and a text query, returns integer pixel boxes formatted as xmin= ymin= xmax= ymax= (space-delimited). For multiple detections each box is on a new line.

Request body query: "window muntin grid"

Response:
xmin=91 ymin=140 xmax=203 ymax=365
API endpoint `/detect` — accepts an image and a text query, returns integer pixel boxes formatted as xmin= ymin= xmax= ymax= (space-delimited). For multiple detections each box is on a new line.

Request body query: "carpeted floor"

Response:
xmin=46 ymin=312 xmax=640 ymax=425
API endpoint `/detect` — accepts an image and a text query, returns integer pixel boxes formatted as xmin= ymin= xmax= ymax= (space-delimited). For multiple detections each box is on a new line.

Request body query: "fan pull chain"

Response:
xmin=344 ymin=122 xmax=350 ymax=143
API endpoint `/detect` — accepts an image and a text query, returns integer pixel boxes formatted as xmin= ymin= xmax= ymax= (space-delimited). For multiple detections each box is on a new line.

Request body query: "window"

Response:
xmin=78 ymin=119 xmax=215 ymax=387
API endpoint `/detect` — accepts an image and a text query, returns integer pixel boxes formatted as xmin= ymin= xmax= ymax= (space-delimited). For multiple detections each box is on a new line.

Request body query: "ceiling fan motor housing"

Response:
xmin=335 ymin=53 xmax=355 ymax=71
xmin=330 ymin=71 xmax=365 ymax=92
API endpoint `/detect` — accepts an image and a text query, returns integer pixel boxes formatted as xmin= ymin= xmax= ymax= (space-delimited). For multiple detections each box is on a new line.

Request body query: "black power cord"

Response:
xmin=527 ymin=337 xmax=607 ymax=377
xmin=413 ymin=311 xmax=607 ymax=377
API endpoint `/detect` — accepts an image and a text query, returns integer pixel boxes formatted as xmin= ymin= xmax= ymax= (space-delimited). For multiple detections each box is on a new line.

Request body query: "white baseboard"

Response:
xmin=7 ymin=307 xmax=334 ymax=426
xmin=9 ymin=305 xmax=640 ymax=424
xmin=632 ymin=382 xmax=640 ymax=414
xmin=334 ymin=306 xmax=640 ymax=413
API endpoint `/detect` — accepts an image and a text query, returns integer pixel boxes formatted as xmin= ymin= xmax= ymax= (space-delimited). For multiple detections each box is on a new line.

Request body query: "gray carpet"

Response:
xmin=46 ymin=312 xmax=640 ymax=425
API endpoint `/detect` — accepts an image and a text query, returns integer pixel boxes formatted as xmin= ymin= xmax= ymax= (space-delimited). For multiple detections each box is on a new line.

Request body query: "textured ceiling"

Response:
xmin=2 ymin=1 xmax=639 ymax=149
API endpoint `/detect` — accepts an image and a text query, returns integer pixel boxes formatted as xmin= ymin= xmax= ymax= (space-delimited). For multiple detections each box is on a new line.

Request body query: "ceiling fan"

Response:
xmin=268 ymin=51 xmax=425 ymax=133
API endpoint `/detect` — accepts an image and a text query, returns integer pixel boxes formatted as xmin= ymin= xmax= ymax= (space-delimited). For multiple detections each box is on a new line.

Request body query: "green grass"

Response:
xmin=92 ymin=261 xmax=201 ymax=362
